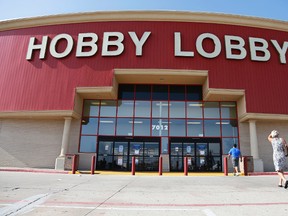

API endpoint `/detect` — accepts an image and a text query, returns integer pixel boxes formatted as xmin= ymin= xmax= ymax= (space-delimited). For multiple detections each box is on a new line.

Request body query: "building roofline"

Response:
xmin=0 ymin=10 xmax=288 ymax=32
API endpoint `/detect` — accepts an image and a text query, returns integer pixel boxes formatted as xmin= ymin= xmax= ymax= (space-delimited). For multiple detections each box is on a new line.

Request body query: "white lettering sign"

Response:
xmin=26 ymin=31 xmax=288 ymax=64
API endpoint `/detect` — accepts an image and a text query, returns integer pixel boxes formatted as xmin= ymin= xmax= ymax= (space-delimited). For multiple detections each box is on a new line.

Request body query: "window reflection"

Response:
xmin=79 ymin=136 xmax=96 ymax=152
xmin=83 ymin=100 xmax=100 ymax=116
xmin=222 ymin=138 xmax=238 ymax=154
xmin=187 ymin=120 xmax=203 ymax=137
xmin=152 ymin=119 xmax=169 ymax=136
xmin=98 ymin=118 xmax=115 ymax=135
xmin=221 ymin=102 xmax=237 ymax=118
xmin=204 ymin=120 xmax=220 ymax=136
xmin=135 ymin=101 xmax=151 ymax=117
xmin=169 ymin=119 xmax=185 ymax=137
xmin=187 ymin=102 xmax=203 ymax=118
xmin=152 ymin=101 xmax=169 ymax=118
xmin=117 ymin=100 xmax=134 ymax=117
xmin=204 ymin=102 xmax=220 ymax=118
xmin=221 ymin=120 xmax=238 ymax=137
xmin=100 ymin=101 xmax=117 ymax=117
xmin=116 ymin=118 xmax=133 ymax=136
xmin=170 ymin=102 xmax=185 ymax=118
xmin=81 ymin=117 xmax=98 ymax=135
xmin=134 ymin=118 xmax=151 ymax=136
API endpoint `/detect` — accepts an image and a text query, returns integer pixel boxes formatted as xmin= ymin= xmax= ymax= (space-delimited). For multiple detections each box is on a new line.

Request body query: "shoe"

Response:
xmin=278 ymin=185 xmax=283 ymax=187
xmin=284 ymin=181 xmax=288 ymax=189
xmin=236 ymin=173 xmax=240 ymax=176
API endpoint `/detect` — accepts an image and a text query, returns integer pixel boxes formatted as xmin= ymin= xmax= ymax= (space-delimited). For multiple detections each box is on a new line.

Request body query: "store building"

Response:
xmin=0 ymin=11 xmax=288 ymax=172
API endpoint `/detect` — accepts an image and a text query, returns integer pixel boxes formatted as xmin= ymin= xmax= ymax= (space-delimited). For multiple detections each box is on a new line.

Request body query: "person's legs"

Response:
xmin=277 ymin=171 xmax=287 ymax=188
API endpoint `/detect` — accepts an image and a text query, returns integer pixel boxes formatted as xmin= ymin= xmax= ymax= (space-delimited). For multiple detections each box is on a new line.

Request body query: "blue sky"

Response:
xmin=0 ymin=0 xmax=287 ymax=21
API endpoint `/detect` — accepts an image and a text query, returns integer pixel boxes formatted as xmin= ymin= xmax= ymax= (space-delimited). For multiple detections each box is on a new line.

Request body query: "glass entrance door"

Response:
xmin=170 ymin=138 xmax=222 ymax=172
xmin=97 ymin=136 xmax=160 ymax=171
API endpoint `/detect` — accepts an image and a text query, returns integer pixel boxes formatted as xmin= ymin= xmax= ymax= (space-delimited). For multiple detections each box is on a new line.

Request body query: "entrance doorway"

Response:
xmin=170 ymin=137 xmax=222 ymax=172
xmin=97 ymin=136 xmax=160 ymax=171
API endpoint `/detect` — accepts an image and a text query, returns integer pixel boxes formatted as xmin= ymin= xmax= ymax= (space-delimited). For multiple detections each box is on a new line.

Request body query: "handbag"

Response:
xmin=282 ymin=139 xmax=288 ymax=157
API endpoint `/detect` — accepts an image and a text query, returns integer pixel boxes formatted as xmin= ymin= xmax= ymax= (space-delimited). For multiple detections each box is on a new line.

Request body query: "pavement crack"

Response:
xmin=84 ymin=177 xmax=138 ymax=216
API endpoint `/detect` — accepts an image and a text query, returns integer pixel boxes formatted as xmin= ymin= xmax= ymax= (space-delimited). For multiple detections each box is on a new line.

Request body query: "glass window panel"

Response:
xmin=135 ymin=85 xmax=151 ymax=100
xmin=161 ymin=137 xmax=169 ymax=154
xmin=117 ymin=100 xmax=134 ymax=117
xmin=118 ymin=84 xmax=134 ymax=99
xmin=83 ymin=100 xmax=100 ymax=116
xmin=152 ymin=85 xmax=168 ymax=100
xmin=204 ymin=120 xmax=221 ymax=136
xmin=222 ymin=138 xmax=239 ymax=154
xmin=98 ymin=118 xmax=116 ymax=135
xmin=170 ymin=102 xmax=185 ymax=118
xmin=221 ymin=120 xmax=238 ymax=137
xmin=152 ymin=101 xmax=169 ymax=118
xmin=98 ymin=141 xmax=113 ymax=155
xmin=187 ymin=102 xmax=203 ymax=118
xmin=204 ymin=102 xmax=220 ymax=118
xmin=79 ymin=136 xmax=96 ymax=152
xmin=221 ymin=102 xmax=237 ymax=118
xmin=81 ymin=117 xmax=98 ymax=135
xmin=187 ymin=120 xmax=204 ymax=137
xmin=196 ymin=143 xmax=207 ymax=156
xmin=152 ymin=119 xmax=168 ymax=136
xmin=114 ymin=142 xmax=128 ymax=156
xmin=135 ymin=101 xmax=151 ymax=117
xmin=183 ymin=143 xmax=195 ymax=156
xmin=169 ymin=119 xmax=186 ymax=137
xmin=144 ymin=142 xmax=159 ymax=156
xmin=134 ymin=118 xmax=151 ymax=136
xmin=208 ymin=143 xmax=221 ymax=156
xmin=170 ymin=143 xmax=183 ymax=155
xmin=116 ymin=118 xmax=133 ymax=136
xmin=130 ymin=142 xmax=144 ymax=156
xmin=186 ymin=85 xmax=202 ymax=101
xmin=170 ymin=85 xmax=185 ymax=101
xmin=100 ymin=100 xmax=117 ymax=117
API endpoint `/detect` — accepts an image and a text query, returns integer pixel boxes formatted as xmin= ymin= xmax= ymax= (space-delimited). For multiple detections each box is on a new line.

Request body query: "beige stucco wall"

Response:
xmin=0 ymin=118 xmax=81 ymax=169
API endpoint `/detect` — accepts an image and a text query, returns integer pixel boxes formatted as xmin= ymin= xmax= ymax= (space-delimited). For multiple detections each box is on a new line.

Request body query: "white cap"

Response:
xmin=271 ymin=130 xmax=279 ymax=138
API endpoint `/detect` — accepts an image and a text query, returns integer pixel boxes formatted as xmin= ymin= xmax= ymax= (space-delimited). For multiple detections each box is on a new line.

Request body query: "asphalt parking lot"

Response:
xmin=1 ymin=171 xmax=288 ymax=216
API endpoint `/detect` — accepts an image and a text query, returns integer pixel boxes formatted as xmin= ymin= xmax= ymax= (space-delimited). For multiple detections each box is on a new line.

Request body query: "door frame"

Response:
xmin=96 ymin=136 xmax=161 ymax=171
xmin=169 ymin=137 xmax=222 ymax=172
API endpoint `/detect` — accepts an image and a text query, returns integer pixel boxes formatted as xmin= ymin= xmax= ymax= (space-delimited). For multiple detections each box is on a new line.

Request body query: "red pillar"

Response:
xmin=243 ymin=157 xmax=248 ymax=176
xmin=91 ymin=155 xmax=96 ymax=175
xmin=224 ymin=157 xmax=228 ymax=176
xmin=72 ymin=155 xmax=77 ymax=174
xmin=184 ymin=157 xmax=188 ymax=176
xmin=131 ymin=156 xmax=136 ymax=175
xmin=159 ymin=156 xmax=163 ymax=176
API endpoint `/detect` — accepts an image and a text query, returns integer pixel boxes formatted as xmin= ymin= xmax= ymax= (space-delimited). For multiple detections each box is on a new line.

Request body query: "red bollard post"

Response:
xmin=159 ymin=156 xmax=163 ymax=176
xmin=184 ymin=157 xmax=188 ymax=176
xmin=72 ymin=155 xmax=77 ymax=174
xmin=224 ymin=156 xmax=228 ymax=176
xmin=131 ymin=156 xmax=136 ymax=175
xmin=91 ymin=155 xmax=96 ymax=175
xmin=243 ymin=157 xmax=248 ymax=176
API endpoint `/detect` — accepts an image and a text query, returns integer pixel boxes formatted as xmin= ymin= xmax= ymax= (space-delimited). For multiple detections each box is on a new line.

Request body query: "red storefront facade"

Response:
xmin=0 ymin=11 xmax=287 ymax=172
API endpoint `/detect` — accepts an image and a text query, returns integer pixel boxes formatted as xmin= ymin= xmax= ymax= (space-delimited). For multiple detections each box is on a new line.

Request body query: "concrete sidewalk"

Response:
xmin=1 ymin=170 xmax=288 ymax=216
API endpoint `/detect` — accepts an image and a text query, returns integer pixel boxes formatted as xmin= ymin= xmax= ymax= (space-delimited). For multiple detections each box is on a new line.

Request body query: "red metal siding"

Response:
xmin=0 ymin=21 xmax=287 ymax=114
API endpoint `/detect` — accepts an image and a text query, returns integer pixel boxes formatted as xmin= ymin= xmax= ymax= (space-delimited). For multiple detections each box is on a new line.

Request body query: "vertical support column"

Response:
xmin=55 ymin=117 xmax=73 ymax=170
xmin=131 ymin=156 xmax=136 ymax=175
xmin=184 ymin=157 xmax=188 ymax=176
xmin=60 ymin=117 xmax=73 ymax=157
xmin=91 ymin=155 xmax=96 ymax=175
xmin=159 ymin=156 xmax=163 ymax=176
xmin=249 ymin=120 xmax=264 ymax=172
xmin=224 ymin=156 xmax=228 ymax=176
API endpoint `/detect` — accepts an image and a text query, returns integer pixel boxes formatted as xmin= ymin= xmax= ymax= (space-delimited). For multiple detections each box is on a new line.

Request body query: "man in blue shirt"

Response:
xmin=228 ymin=144 xmax=242 ymax=176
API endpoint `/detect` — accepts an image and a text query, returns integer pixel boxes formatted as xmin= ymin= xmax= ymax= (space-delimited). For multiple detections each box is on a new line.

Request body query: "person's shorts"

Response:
xmin=232 ymin=157 xmax=239 ymax=167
